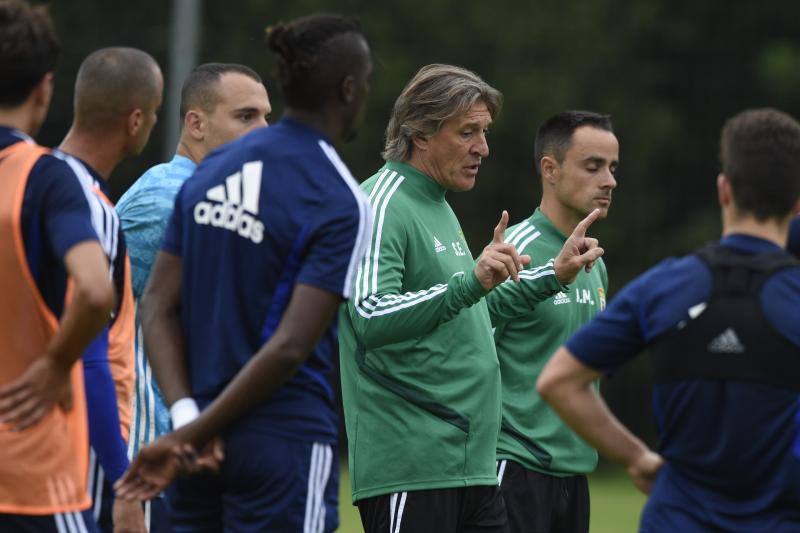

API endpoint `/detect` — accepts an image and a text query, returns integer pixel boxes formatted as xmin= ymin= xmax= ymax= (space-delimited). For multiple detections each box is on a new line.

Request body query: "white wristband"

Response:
xmin=170 ymin=397 xmax=200 ymax=429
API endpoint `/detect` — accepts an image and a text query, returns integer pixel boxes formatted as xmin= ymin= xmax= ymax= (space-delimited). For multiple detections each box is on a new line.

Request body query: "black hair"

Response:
xmin=266 ymin=13 xmax=366 ymax=111
xmin=0 ymin=0 xmax=60 ymax=106
xmin=720 ymin=108 xmax=800 ymax=220
xmin=180 ymin=62 xmax=262 ymax=120
xmin=534 ymin=110 xmax=613 ymax=177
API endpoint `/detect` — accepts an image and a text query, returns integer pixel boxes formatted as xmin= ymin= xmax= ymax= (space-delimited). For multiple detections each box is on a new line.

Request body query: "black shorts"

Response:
xmin=0 ymin=510 xmax=100 ymax=532
xmin=357 ymin=485 xmax=509 ymax=533
xmin=497 ymin=459 xmax=589 ymax=533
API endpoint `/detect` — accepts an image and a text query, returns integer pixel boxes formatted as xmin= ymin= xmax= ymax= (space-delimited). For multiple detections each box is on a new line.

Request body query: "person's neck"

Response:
xmin=722 ymin=210 xmax=790 ymax=247
xmin=283 ymin=108 xmax=342 ymax=144
xmin=539 ymin=194 xmax=581 ymax=237
xmin=0 ymin=107 xmax=36 ymax=136
xmin=59 ymin=126 xmax=122 ymax=180
xmin=175 ymin=136 xmax=203 ymax=164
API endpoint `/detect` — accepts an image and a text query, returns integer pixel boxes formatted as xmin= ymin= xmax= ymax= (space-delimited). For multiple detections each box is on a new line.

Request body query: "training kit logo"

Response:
xmin=194 ymin=160 xmax=264 ymax=244
xmin=433 ymin=235 xmax=447 ymax=253
xmin=707 ymin=327 xmax=746 ymax=354
xmin=597 ymin=287 xmax=606 ymax=310
xmin=553 ymin=291 xmax=571 ymax=305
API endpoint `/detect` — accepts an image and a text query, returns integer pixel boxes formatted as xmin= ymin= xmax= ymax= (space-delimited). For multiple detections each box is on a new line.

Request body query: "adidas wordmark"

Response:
xmin=194 ymin=160 xmax=265 ymax=244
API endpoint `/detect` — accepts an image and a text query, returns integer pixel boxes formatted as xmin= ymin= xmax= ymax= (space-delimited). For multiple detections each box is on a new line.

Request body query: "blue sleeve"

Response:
xmin=297 ymin=199 xmax=363 ymax=298
xmin=32 ymin=155 xmax=98 ymax=260
xmin=788 ymin=216 xmax=800 ymax=259
xmin=160 ymin=186 xmax=184 ymax=257
xmin=118 ymin=187 xmax=176 ymax=298
xmin=761 ymin=267 xmax=800 ymax=347
xmin=566 ymin=256 xmax=712 ymax=375
xmin=83 ymin=330 xmax=130 ymax=485
xmin=565 ymin=273 xmax=650 ymax=375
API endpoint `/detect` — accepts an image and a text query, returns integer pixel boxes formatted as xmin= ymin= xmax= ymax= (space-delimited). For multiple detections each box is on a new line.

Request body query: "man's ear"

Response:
xmin=340 ymin=74 xmax=356 ymax=105
xmin=411 ymin=135 xmax=428 ymax=153
xmin=184 ymin=110 xmax=204 ymax=141
xmin=540 ymin=156 xmax=559 ymax=185
xmin=32 ymin=72 xmax=54 ymax=109
xmin=717 ymin=173 xmax=731 ymax=208
xmin=127 ymin=108 xmax=143 ymax=137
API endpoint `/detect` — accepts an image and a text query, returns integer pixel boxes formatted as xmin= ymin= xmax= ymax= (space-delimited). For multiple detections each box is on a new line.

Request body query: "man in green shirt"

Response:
xmin=488 ymin=111 xmax=619 ymax=533
xmin=339 ymin=67 xmax=606 ymax=533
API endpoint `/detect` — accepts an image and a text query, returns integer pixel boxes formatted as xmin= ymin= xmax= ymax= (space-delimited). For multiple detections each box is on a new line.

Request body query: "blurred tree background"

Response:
xmin=40 ymin=0 xmax=800 ymax=453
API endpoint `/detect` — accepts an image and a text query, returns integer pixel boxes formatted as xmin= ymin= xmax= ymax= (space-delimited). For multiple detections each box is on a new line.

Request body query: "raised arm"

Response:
xmin=348 ymin=209 xmax=530 ymax=348
xmin=487 ymin=209 xmax=605 ymax=326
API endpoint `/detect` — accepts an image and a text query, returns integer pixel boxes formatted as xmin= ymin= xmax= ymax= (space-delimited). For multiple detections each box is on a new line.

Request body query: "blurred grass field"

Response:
xmin=336 ymin=466 xmax=646 ymax=532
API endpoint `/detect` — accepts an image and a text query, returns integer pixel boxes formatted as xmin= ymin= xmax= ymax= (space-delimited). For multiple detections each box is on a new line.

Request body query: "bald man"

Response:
xmin=57 ymin=46 xmax=163 ymax=533
xmin=116 ymin=62 xmax=269 ymax=532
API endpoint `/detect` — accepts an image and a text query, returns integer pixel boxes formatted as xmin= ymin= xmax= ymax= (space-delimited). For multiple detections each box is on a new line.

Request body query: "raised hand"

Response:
xmin=474 ymin=210 xmax=531 ymax=290
xmin=0 ymin=356 xmax=73 ymax=431
xmin=553 ymin=209 xmax=605 ymax=284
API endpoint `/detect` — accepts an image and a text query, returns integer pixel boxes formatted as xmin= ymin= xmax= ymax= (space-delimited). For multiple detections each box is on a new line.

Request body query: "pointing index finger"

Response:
xmin=493 ymin=210 xmax=509 ymax=244
xmin=572 ymin=208 xmax=601 ymax=238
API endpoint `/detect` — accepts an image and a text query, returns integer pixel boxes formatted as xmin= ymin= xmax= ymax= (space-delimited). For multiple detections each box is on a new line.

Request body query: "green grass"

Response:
xmin=337 ymin=466 xmax=646 ymax=532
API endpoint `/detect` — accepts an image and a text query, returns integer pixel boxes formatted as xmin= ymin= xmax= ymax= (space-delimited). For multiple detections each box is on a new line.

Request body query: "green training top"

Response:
xmin=487 ymin=207 xmax=608 ymax=476
xmin=339 ymin=161 xmax=563 ymax=501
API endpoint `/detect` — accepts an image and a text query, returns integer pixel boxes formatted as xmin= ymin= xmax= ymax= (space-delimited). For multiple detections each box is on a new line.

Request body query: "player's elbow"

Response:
xmin=536 ymin=367 xmax=559 ymax=401
xmin=74 ymin=276 xmax=115 ymax=320
xmin=274 ymin=337 xmax=311 ymax=369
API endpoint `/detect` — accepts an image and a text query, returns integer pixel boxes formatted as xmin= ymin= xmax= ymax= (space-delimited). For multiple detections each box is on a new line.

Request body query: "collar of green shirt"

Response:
xmin=385 ymin=159 xmax=446 ymax=202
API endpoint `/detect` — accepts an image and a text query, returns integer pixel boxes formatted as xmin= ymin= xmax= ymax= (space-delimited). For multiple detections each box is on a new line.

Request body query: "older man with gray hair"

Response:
xmin=339 ymin=64 xmax=604 ymax=533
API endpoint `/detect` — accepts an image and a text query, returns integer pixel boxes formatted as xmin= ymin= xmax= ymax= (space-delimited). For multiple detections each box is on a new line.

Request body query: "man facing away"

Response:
xmin=58 ymin=46 xmax=164 ymax=533
xmin=0 ymin=1 xmax=115 ymax=531
xmin=539 ymin=108 xmax=800 ymax=532
xmin=339 ymin=65 xmax=605 ymax=533
xmin=488 ymin=111 xmax=618 ymax=533
xmin=116 ymin=62 xmax=269 ymax=531
xmin=115 ymin=14 xmax=375 ymax=533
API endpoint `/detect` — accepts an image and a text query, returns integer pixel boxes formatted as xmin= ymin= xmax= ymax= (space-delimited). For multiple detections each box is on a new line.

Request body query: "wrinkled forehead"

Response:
xmin=451 ymin=100 xmax=493 ymax=128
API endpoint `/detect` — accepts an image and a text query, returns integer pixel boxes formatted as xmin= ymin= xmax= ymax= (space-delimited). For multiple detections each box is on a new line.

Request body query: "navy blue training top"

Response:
xmin=567 ymin=234 xmax=800 ymax=526
xmin=789 ymin=216 xmax=800 ymax=258
xmin=163 ymin=118 xmax=372 ymax=443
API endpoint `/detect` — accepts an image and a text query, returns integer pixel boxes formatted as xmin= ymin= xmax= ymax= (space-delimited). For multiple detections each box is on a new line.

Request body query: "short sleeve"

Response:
xmin=297 ymin=199 xmax=369 ymax=299
xmin=33 ymin=156 xmax=99 ymax=260
xmin=566 ymin=256 xmax=711 ymax=375
xmin=565 ymin=273 xmax=649 ymax=375
xmin=160 ymin=185 xmax=184 ymax=256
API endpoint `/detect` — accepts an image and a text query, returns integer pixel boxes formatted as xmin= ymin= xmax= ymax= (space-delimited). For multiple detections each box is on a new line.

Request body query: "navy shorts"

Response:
xmin=0 ymin=510 xmax=100 ymax=532
xmin=168 ymin=431 xmax=338 ymax=532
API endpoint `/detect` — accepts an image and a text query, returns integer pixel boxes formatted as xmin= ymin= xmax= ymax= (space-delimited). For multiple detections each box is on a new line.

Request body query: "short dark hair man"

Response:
xmin=116 ymin=14 xmax=374 ymax=533
xmin=0 ymin=1 xmax=115 ymax=531
xmin=58 ymin=46 xmax=163 ymax=533
xmin=115 ymin=62 xmax=269 ymax=531
xmin=487 ymin=110 xmax=618 ymax=533
xmin=538 ymin=108 xmax=800 ymax=531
